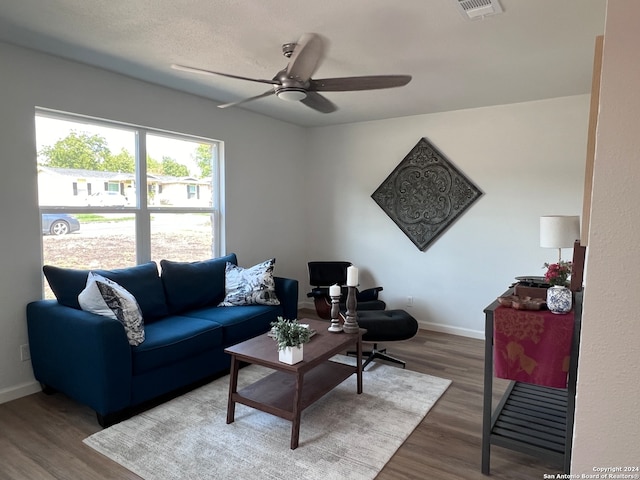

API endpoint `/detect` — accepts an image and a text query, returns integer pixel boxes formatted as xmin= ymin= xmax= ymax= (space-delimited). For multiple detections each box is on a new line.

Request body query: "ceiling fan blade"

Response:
xmin=300 ymin=92 xmax=337 ymax=114
xmin=171 ymin=64 xmax=278 ymax=85
xmin=286 ymin=33 xmax=326 ymax=83
xmin=309 ymin=75 xmax=412 ymax=92
xmin=217 ymin=90 xmax=275 ymax=109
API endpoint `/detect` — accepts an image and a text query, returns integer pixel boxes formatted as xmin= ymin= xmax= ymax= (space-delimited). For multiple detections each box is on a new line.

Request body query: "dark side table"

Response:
xmin=481 ymin=292 xmax=582 ymax=475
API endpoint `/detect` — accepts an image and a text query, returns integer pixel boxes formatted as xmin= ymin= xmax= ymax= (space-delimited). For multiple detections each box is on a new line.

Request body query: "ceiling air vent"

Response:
xmin=455 ymin=0 xmax=503 ymax=20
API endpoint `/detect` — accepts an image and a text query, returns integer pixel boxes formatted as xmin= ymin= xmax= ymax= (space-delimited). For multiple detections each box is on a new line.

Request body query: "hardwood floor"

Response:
xmin=0 ymin=310 xmax=563 ymax=480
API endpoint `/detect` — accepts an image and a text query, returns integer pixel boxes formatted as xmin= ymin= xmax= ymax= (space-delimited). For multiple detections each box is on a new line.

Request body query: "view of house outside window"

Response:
xmin=36 ymin=110 xmax=221 ymax=298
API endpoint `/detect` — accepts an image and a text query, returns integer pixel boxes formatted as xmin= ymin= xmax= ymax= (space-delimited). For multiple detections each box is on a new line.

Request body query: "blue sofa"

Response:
xmin=26 ymin=253 xmax=298 ymax=426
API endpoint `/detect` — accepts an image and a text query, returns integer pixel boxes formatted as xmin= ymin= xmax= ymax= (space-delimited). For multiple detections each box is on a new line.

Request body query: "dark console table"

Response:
xmin=481 ymin=292 xmax=582 ymax=475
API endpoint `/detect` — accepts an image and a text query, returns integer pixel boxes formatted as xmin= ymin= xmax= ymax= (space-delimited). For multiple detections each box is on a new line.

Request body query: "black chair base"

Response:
xmin=360 ymin=343 xmax=407 ymax=369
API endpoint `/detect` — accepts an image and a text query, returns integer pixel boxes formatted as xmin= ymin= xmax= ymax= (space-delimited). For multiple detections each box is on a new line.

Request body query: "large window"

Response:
xmin=36 ymin=110 xmax=222 ymax=297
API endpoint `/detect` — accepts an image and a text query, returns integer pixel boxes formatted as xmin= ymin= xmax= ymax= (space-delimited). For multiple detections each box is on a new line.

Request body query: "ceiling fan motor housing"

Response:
xmin=274 ymin=69 xmax=309 ymax=101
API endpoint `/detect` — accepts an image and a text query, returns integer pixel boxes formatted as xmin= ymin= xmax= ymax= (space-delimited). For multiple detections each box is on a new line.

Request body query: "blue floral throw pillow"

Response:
xmin=218 ymin=258 xmax=280 ymax=306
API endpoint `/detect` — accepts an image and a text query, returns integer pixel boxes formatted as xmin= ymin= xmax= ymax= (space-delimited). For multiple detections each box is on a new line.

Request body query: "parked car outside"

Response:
xmin=87 ymin=191 xmax=128 ymax=207
xmin=42 ymin=213 xmax=81 ymax=235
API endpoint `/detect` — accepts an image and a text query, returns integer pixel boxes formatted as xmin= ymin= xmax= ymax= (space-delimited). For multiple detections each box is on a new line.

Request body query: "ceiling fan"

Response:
xmin=171 ymin=33 xmax=412 ymax=113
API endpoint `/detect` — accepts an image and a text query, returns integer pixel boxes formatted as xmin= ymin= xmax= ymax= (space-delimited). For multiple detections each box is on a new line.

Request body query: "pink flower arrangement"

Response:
xmin=543 ymin=261 xmax=572 ymax=287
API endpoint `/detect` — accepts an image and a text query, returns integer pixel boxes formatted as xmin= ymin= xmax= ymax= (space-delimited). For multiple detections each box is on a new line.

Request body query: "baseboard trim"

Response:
xmin=0 ymin=381 xmax=41 ymax=405
xmin=299 ymin=302 xmax=484 ymax=340
xmin=299 ymin=300 xmax=315 ymax=311
xmin=418 ymin=321 xmax=484 ymax=339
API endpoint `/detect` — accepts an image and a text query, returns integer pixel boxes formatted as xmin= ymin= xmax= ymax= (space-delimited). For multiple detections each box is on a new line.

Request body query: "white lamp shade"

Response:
xmin=540 ymin=215 xmax=580 ymax=248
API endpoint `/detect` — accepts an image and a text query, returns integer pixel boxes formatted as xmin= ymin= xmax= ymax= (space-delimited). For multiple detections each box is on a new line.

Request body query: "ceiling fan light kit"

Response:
xmin=171 ymin=33 xmax=411 ymax=113
xmin=276 ymin=89 xmax=307 ymax=101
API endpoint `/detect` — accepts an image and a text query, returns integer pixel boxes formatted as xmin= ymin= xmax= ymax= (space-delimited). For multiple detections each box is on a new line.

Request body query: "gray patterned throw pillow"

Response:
xmin=218 ymin=258 xmax=280 ymax=306
xmin=78 ymin=272 xmax=145 ymax=346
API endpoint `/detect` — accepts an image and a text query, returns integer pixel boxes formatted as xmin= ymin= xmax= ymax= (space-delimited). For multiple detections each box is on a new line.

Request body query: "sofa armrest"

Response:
xmin=26 ymin=300 xmax=132 ymax=416
xmin=274 ymin=277 xmax=299 ymax=320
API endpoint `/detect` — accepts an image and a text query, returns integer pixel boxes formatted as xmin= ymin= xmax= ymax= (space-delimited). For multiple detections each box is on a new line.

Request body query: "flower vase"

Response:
xmin=546 ymin=285 xmax=572 ymax=314
xmin=279 ymin=344 xmax=303 ymax=365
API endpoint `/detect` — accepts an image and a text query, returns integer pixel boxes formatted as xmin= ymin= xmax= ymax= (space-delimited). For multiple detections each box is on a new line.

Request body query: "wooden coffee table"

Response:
xmin=224 ymin=318 xmax=364 ymax=449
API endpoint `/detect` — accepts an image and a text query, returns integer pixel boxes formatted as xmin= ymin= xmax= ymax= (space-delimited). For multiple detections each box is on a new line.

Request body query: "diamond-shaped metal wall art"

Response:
xmin=371 ymin=137 xmax=483 ymax=251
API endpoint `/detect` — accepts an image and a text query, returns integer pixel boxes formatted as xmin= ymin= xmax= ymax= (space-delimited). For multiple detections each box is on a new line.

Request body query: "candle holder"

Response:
xmin=342 ymin=286 xmax=360 ymax=334
xmin=327 ymin=293 xmax=343 ymax=333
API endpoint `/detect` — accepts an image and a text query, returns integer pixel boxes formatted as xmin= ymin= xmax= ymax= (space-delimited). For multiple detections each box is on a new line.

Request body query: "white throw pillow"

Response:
xmin=218 ymin=258 xmax=280 ymax=306
xmin=78 ymin=272 xmax=145 ymax=346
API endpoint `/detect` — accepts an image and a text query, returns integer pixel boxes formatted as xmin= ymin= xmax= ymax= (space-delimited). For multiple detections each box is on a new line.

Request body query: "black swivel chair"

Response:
xmin=306 ymin=261 xmax=386 ymax=320
xmin=307 ymin=261 xmax=418 ymax=369
xmin=307 ymin=262 xmax=418 ymax=368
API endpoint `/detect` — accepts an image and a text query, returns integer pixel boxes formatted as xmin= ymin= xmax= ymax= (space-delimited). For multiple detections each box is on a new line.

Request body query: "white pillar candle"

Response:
xmin=329 ymin=284 xmax=341 ymax=297
xmin=346 ymin=266 xmax=359 ymax=286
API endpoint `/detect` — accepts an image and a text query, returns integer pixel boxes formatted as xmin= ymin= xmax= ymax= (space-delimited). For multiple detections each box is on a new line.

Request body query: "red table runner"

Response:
xmin=493 ymin=306 xmax=574 ymax=388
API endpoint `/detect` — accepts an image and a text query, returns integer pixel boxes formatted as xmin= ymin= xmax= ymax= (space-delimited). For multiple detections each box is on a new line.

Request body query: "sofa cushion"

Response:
xmin=43 ymin=262 xmax=169 ymax=321
xmin=78 ymin=272 xmax=145 ymax=346
xmin=183 ymin=304 xmax=282 ymax=346
xmin=218 ymin=258 xmax=280 ymax=307
xmin=132 ymin=315 xmax=224 ymax=375
xmin=160 ymin=253 xmax=237 ymax=314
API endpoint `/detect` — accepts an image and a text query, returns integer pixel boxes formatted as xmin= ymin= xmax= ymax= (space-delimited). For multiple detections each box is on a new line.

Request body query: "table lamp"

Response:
xmin=540 ymin=215 xmax=580 ymax=263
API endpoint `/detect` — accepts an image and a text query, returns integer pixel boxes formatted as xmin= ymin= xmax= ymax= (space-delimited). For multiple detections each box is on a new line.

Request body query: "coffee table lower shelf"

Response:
xmin=232 ymin=361 xmax=354 ymax=421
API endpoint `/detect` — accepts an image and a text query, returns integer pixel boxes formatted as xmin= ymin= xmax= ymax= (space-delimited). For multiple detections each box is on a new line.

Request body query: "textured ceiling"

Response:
xmin=0 ymin=0 xmax=606 ymax=127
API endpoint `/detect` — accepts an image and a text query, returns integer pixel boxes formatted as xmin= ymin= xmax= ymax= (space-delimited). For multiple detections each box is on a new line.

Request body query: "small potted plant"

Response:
xmin=270 ymin=317 xmax=311 ymax=364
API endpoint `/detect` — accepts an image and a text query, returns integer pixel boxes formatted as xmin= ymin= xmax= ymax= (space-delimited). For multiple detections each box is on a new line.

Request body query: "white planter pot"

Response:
xmin=279 ymin=345 xmax=304 ymax=365
xmin=547 ymin=285 xmax=572 ymax=314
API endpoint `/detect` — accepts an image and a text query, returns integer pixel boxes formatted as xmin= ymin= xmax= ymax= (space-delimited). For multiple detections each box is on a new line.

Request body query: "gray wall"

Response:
xmin=0 ymin=42 xmax=308 ymax=401
xmin=0 ymin=40 xmax=590 ymax=393
xmin=306 ymin=96 xmax=587 ymax=336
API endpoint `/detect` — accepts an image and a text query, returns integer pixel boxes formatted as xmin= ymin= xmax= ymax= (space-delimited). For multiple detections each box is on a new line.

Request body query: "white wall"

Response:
xmin=0 ymin=42 xmax=309 ymax=402
xmin=306 ymin=96 xmax=588 ymax=336
xmin=572 ymin=0 xmax=640 ymax=470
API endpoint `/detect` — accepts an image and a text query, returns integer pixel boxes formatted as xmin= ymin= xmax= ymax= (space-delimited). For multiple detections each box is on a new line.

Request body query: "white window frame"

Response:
xmin=36 ymin=108 xmax=224 ymax=263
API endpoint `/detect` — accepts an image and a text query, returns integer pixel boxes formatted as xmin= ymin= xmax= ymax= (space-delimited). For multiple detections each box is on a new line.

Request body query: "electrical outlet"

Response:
xmin=406 ymin=296 xmax=414 ymax=307
xmin=20 ymin=344 xmax=30 ymax=361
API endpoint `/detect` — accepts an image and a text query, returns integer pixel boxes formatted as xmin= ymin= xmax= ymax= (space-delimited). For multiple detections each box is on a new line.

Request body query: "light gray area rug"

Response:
xmin=84 ymin=357 xmax=451 ymax=480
